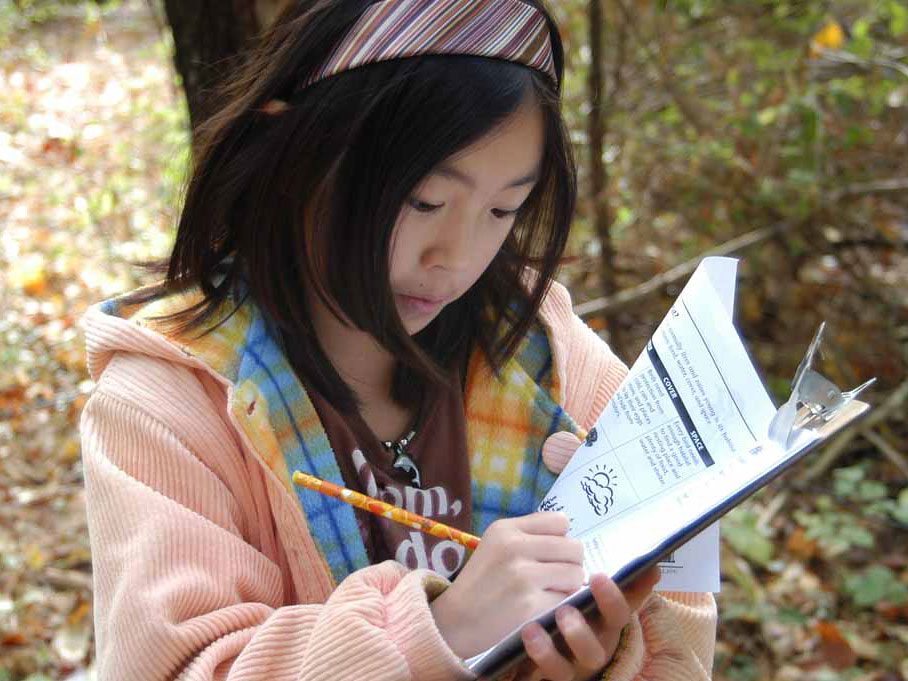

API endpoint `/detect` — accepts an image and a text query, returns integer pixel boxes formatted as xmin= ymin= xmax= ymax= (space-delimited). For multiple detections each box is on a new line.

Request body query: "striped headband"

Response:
xmin=298 ymin=0 xmax=557 ymax=91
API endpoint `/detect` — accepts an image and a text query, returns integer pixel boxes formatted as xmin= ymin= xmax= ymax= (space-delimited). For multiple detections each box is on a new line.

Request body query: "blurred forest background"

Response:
xmin=1 ymin=0 xmax=906 ymax=679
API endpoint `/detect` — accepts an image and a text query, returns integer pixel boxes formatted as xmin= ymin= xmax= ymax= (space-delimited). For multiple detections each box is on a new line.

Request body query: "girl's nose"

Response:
xmin=423 ymin=218 xmax=475 ymax=272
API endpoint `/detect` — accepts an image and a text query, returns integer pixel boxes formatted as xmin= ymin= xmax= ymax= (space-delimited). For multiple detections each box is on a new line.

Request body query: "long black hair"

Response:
xmin=122 ymin=0 xmax=576 ymax=414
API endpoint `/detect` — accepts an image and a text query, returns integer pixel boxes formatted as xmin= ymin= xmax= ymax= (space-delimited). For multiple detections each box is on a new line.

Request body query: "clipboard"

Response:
xmin=466 ymin=324 xmax=875 ymax=679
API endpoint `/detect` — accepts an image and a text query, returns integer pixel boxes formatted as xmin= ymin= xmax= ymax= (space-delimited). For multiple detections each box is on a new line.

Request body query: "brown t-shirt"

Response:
xmin=305 ymin=379 xmax=473 ymax=579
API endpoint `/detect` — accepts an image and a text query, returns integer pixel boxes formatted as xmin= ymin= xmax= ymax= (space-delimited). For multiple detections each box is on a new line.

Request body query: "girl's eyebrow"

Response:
xmin=432 ymin=163 xmax=540 ymax=191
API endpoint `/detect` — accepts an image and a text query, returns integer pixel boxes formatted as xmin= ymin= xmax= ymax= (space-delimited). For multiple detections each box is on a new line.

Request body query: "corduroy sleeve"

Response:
xmin=540 ymin=280 xmax=719 ymax=681
xmin=79 ymin=357 xmax=475 ymax=681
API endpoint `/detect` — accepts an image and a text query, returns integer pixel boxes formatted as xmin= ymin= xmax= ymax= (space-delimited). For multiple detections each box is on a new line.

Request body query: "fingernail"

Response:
xmin=524 ymin=626 xmax=543 ymax=645
xmin=556 ymin=606 xmax=578 ymax=624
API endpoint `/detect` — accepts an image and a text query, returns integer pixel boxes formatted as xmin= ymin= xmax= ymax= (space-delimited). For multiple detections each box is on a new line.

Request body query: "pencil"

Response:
xmin=291 ymin=470 xmax=481 ymax=550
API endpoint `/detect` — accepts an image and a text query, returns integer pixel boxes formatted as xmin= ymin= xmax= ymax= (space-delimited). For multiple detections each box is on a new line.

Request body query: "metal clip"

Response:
xmin=768 ymin=322 xmax=876 ymax=448
xmin=796 ymin=370 xmax=875 ymax=425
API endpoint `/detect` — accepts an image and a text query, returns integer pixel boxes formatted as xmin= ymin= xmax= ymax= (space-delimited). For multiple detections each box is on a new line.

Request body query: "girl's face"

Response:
xmin=389 ymin=96 xmax=545 ymax=335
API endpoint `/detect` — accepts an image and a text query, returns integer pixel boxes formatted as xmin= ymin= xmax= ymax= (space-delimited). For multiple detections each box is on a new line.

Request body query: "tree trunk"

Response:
xmin=587 ymin=0 xmax=623 ymax=354
xmin=162 ymin=0 xmax=262 ymax=131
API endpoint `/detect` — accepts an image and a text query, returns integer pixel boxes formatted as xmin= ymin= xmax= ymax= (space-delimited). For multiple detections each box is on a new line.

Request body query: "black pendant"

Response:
xmin=392 ymin=452 xmax=422 ymax=488
xmin=385 ymin=429 xmax=421 ymax=487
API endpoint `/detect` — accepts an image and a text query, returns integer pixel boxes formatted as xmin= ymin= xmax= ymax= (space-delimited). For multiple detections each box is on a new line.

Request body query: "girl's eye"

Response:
xmin=408 ymin=198 xmax=441 ymax=213
xmin=491 ymin=208 xmax=519 ymax=220
xmin=408 ymin=197 xmax=520 ymax=220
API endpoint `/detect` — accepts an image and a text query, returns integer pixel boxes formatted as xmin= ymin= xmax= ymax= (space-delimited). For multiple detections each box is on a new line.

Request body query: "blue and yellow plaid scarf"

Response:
xmin=99 ymin=284 xmax=583 ymax=584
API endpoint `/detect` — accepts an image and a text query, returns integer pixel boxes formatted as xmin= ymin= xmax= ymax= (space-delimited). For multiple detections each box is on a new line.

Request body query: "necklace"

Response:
xmin=382 ymin=428 xmax=421 ymax=488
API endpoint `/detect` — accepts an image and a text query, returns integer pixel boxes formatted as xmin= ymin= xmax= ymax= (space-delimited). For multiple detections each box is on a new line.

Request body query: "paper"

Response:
xmin=654 ymin=523 xmax=720 ymax=592
xmin=540 ymin=257 xmax=776 ymax=591
xmin=464 ymin=256 xmax=873 ymax=678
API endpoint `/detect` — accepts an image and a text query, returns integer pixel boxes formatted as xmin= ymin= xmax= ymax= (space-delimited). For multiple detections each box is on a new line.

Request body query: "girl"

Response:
xmin=78 ymin=1 xmax=717 ymax=679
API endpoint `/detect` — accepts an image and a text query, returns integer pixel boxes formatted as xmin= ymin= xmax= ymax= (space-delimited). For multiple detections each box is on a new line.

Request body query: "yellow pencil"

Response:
xmin=292 ymin=470 xmax=481 ymax=551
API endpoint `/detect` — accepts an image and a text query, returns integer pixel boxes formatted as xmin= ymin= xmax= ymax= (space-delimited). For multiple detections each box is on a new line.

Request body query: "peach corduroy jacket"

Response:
xmin=78 ymin=279 xmax=717 ymax=680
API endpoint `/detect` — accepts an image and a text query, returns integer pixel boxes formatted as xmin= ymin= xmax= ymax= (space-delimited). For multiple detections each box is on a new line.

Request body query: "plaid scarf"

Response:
xmin=99 ymin=285 xmax=583 ymax=584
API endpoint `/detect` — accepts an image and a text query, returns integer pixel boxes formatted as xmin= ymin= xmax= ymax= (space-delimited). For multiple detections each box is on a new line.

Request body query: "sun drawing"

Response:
xmin=580 ymin=464 xmax=618 ymax=517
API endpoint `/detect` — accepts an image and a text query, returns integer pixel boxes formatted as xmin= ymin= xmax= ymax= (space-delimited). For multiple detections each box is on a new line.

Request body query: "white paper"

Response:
xmin=655 ymin=523 xmax=721 ymax=592
xmin=539 ymin=257 xmax=778 ymax=591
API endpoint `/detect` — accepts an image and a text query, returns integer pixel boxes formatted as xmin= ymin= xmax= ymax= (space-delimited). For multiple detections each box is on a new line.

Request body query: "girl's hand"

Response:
xmin=515 ymin=566 xmax=661 ymax=681
xmin=430 ymin=512 xmax=586 ymax=659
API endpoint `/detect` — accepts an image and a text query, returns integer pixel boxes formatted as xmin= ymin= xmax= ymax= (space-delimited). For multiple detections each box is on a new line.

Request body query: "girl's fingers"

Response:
xmin=527 ymin=534 xmax=585 ymax=564
xmin=527 ymin=562 xmax=586 ymax=593
xmin=556 ymin=605 xmax=608 ymax=671
xmin=517 ymin=571 xmax=658 ymax=680
xmin=520 ymin=622 xmax=575 ymax=681
xmin=589 ymin=573 xmax=631 ymax=629
xmin=512 ymin=511 xmax=572 ymax=535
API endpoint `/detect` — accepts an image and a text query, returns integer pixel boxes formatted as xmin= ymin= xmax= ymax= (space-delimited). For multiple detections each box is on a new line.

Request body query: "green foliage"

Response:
xmin=722 ymin=507 xmax=775 ymax=567
xmin=890 ymin=488 xmax=908 ymax=525
xmin=794 ymin=463 xmax=905 ymax=564
xmin=831 ymin=463 xmax=908 ymax=527
xmin=724 ymin=654 xmax=760 ymax=681
xmin=4 ymin=0 xmax=103 ymax=25
xmin=3 ymin=0 xmax=67 ymax=27
xmin=794 ymin=495 xmax=876 ymax=558
xmin=889 ymin=1 xmax=908 ymax=37
xmin=843 ymin=565 xmax=908 ymax=608
xmin=1 ymin=0 xmax=121 ymax=48
xmin=833 ymin=464 xmax=889 ymax=501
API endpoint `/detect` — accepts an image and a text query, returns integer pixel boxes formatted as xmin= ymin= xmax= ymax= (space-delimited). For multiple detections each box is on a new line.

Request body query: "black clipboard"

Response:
xmin=466 ymin=399 xmax=872 ymax=679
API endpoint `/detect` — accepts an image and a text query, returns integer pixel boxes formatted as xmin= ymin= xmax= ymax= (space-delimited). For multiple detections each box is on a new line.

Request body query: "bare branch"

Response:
xmin=828 ymin=178 xmax=908 ymax=202
xmin=574 ymin=223 xmax=784 ymax=318
xmin=38 ymin=567 xmax=93 ymax=592
xmin=811 ymin=49 xmax=908 ymax=81
xmin=863 ymin=429 xmax=908 ymax=481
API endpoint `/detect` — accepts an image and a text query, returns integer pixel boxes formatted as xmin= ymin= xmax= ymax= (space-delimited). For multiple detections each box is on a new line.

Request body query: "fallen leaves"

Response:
xmin=1 ymin=3 xmax=182 ymax=679
xmin=815 ymin=620 xmax=857 ymax=670
xmin=785 ymin=526 xmax=819 ymax=561
xmin=7 ymin=254 xmax=49 ymax=297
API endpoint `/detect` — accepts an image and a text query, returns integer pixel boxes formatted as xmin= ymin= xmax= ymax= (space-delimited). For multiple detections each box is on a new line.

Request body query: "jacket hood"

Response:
xmin=80 ymin=284 xmax=233 ymax=389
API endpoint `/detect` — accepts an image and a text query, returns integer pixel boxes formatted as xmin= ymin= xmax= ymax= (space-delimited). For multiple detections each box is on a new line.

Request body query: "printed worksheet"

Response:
xmin=539 ymin=257 xmax=780 ymax=589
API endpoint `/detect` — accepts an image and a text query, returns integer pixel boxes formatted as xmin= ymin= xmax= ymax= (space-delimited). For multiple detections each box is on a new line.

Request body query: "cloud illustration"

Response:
xmin=580 ymin=467 xmax=617 ymax=516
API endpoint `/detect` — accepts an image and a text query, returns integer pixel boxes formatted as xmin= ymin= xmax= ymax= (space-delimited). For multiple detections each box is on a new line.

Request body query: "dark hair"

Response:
xmin=122 ymin=0 xmax=576 ymax=414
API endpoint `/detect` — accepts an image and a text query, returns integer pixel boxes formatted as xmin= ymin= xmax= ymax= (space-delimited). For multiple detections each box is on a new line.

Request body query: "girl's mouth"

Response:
xmin=395 ymin=293 xmax=447 ymax=316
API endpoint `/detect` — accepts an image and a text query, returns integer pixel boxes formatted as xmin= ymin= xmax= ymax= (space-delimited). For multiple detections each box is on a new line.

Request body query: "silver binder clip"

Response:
xmin=768 ymin=322 xmax=876 ymax=448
